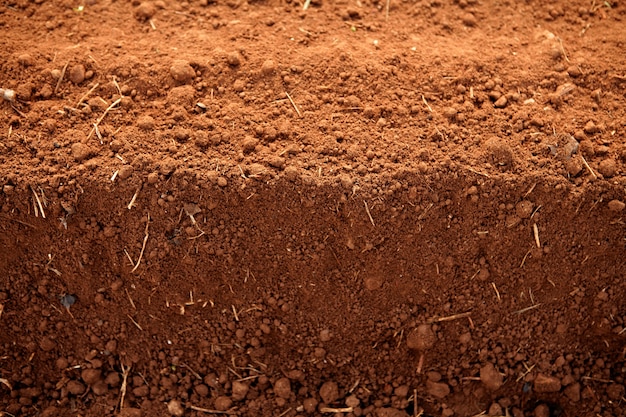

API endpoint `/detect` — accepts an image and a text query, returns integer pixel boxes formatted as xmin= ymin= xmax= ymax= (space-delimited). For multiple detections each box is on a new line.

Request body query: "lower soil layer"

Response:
xmin=1 ymin=175 xmax=625 ymax=417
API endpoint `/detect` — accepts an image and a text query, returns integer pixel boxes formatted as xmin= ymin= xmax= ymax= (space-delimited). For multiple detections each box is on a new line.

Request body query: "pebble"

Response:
xmin=320 ymin=329 xmax=332 ymax=342
xmin=214 ymin=396 xmax=233 ymax=411
xmin=81 ymin=369 xmax=101 ymax=385
xmin=494 ymin=96 xmax=508 ymax=108
xmin=426 ymin=380 xmax=450 ymax=398
xmin=480 ymin=362 xmax=503 ymax=390
xmin=227 ymin=52 xmax=242 ymax=67
xmin=261 ymin=59 xmax=276 ymax=75
xmin=217 ymin=176 xmax=228 ymax=187
xmin=533 ymin=404 xmax=550 ymax=417
xmin=67 ymin=380 xmax=86 ymax=395
xmin=18 ymin=53 xmax=33 ymax=66
xmin=534 ymin=373 xmax=561 ymax=393
xmin=515 ymin=200 xmax=534 ymax=219
xmin=273 ymin=377 xmax=291 ymax=399
xmin=71 ymin=143 xmax=93 ymax=162
xmin=69 ymin=64 xmax=86 ymax=84
xmin=406 ymin=324 xmax=435 ymax=351
xmin=319 ymin=380 xmax=339 ymax=403
xmin=606 ymin=383 xmax=625 ymax=400
xmin=486 ymin=138 xmax=514 ymax=167
xmin=134 ymin=2 xmax=156 ymax=20
xmin=567 ymin=65 xmax=582 ymax=78
xmin=583 ymin=120 xmax=600 ymax=134
xmin=608 ymin=199 xmax=625 ymax=212
xmin=231 ymin=380 xmax=249 ymax=401
xmin=167 ymin=399 xmax=184 ymax=416
xmin=563 ymin=382 xmax=580 ymax=402
xmin=170 ymin=60 xmax=196 ymax=84
xmin=39 ymin=337 xmax=56 ymax=352
xmin=461 ymin=12 xmax=477 ymax=27
xmin=303 ymin=397 xmax=318 ymax=413
xmin=598 ymin=158 xmax=617 ymax=178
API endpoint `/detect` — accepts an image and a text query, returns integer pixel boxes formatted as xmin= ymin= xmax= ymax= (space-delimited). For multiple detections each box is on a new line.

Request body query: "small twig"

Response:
xmin=127 ymin=314 xmax=143 ymax=331
xmin=557 ymin=37 xmax=570 ymax=63
xmin=285 ymin=91 xmax=301 ymax=118
xmin=533 ymin=223 xmax=540 ymax=248
xmin=364 ymin=201 xmax=375 ymax=226
xmin=321 ymin=407 xmax=354 ymax=413
xmin=421 ymin=94 xmax=433 ymax=112
xmin=119 ymin=364 xmax=131 ymax=410
xmin=76 ymin=83 xmax=100 ymax=107
xmin=188 ymin=404 xmax=233 ymax=414
xmin=427 ymin=311 xmax=472 ymax=323
xmin=127 ymin=186 xmax=141 ymax=210
xmin=580 ymin=155 xmax=598 ymax=179
xmin=491 ymin=282 xmax=501 ymax=301
xmin=385 ymin=0 xmax=390 ymax=20
xmin=31 ymin=186 xmax=46 ymax=219
xmin=514 ymin=304 xmax=542 ymax=315
xmin=54 ymin=61 xmax=70 ymax=95
xmin=130 ymin=213 xmax=150 ymax=273
xmin=87 ymin=97 xmax=122 ymax=141
xmin=302 ymin=0 xmax=311 ymax=10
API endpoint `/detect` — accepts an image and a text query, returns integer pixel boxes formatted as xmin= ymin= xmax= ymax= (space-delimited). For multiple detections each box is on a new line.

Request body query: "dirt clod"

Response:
xmin=170 ymin=61 xmax=196 ymax=84
xmin=480 ymin=363 xmax=503 ymax=390
xmin=319 ymin=381 xmax=339 ymax=404
xmin=167 ymin=399 xmax=184 ymax=416
xmin=534 ymin=373 xmax=561 ymax=393
xmin=273 ymin=377 xmax=291 ymax=399
xmin=406 ymin=324 xmax=436 ymax=351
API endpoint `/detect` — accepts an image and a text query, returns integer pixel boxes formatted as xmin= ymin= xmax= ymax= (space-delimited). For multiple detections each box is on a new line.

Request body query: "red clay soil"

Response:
xmin=1 ymin=0 xmax=626 ymax=416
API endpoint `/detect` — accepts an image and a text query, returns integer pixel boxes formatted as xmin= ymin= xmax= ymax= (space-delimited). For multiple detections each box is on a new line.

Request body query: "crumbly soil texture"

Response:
xmin=2 ymin=0 xmax=626 ymax=416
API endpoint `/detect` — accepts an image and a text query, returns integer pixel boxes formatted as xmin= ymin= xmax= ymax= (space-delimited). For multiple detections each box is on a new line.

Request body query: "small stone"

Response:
xmin=273 ymin=377 xmax=291 ymax=399
xmin=268 ymin=156 xmax=285 ymax=169
xmin=16 ymin=83 xmax=34 ymax=101
xmin=147 ymin=172 xmax=159 ymax=184
xmin=81 ymin=369 xmax=101 ymax=385
xmin=486 ymin=138 xmax=514 ymax=167
xmin=71 ymin=143 xmax=93 ymax=162
xmin=598 ymin=158 xmax=617 ymax=178
xmin=170 ymin=60 xmax=196 ymax=84
xmin=320 ymin=329 xmax=332 ymax=342
xmin=137 ymin=115 xmax=155 ymax=130
xmin=39 ymin=337 xmax=56 ymax=352
xmin=92 ymin=380 xmax=108 ymax=396
xmin=18 ymin=53 xmax=33 ymax=66
xmin=583 ymin=121 xmax=600 ymax=134
xmin=406 ymin=324 xmax=435 ymax=351
xmin=67 ymin=380 xmax=86 ymax=395
xmin=303 ymin=397 xmax=318 ymax=413
xmin=118 ymin=165 xmax=134 ymax=180
xmin=515 ymin=200 xmax=534 ymax=219
xmin=608 ymin=199 xmax=625 ymax=212
xmin=231 ymin=381 xmax=249 ymax=401
xmin=564 ymin=382 xmax=580 ymax=402
xmin=461 ymin=12 xmax=477 ymax=26
xmin=567 ymin=65 xmax=582 ymax=78
xmin=480 ymin=363 xmax=503 ymax=390
xmin=533 ymin=404 xmax=550 ymax=417
xmin=261 ymin=59 xmax=276 ymax=76
xmin=564 ymin=158 xmax=583 ymax=177
xmin=494 ymin=96 xmax=508 ymax=108
xmin=443 ymin=107 xmax=458 ymax=120
xmin=134 ymin=2 xmax=156 ymax=20
xmin=194 ymin=384 xmax=209 ymax=397
xmin=227 ymin=52 xmax=242 ymax=67
xmin=214 ymin=396 xmax=233 ymax=411
xmin=534 ymin=373 xmax=561 ymax=393
xmin=242 ymin=136 xmax=258 ymax=153
xmin=488 ymin=403 xmax=503 ymax=416
xmin=217 ymin=177 xmax=228 ymax=187
xmin=69 ymin=64 xmax=86 ymax=84
xmin=426 ymin=380 xmax=450 ymax=398
xmin=319 ymin=381 xmax=339 ymax=404
xmin=167 ymin=399 xmax=184 ymax=416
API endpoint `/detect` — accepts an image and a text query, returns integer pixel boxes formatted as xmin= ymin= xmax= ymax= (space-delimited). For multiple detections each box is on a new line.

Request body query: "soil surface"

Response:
xmin=1 ymin=0 xmax=626 ymax=416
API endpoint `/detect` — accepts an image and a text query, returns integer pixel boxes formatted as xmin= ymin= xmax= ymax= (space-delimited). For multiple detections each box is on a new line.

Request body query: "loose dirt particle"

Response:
xmin=69 ymin=65 xmax=86 ymax=84
xmin=231 ymin=380 xmax=249 ymax=401
xmin=564 ymin=383 xmax=581 ymax=402
xmin=136 ymin=115 xmax=155 ymax=130
xmin=494 ymin=96 xmax=508 ymax=108
xmin=214 ymin=396 xmax=233 ymax=411
xmin=118 ymin=165 xmax=134 ymax=180
xmin=67 ymin=380 xmax=86 ymax=395
xmin=480 ymin=362 xmax=503 ymax=390
xmin=406 ymin=324 xmax=435 ymax=351
xmin=134 ymin=2 xmax=156 ymax=20
xmin=426 ymin=380 xmax=450 ymax=398
xmin=167 ymin=399 xmax=184 ymax=416
xmin=375 ymin=408 xmax=410 ymax=417
xmin=319 ymin=381 xmax=339 ymax=404
xmin=534 ymin=373 xmax=561 ymax=393
xmin=515 ymin=200 xmax=533 ymax=219
xmin=608 ymin=199 xmax=625 ymax=212
xmin=81 ymin=369 xmax=101 ymax=385
xmin=71 ymin=143 xmax=93 ymax=162
xmin=461 ymin=13 xmax=477 ymax=27
xmin=227 ymin=52 xmax=242 ymax=67
xmin=583 ymin=121 xmax=600 ymax=135
xmin=170 ymin=60 xmax=196 ymax=84
xmin=534 ymin=404 xmax=550 ymax=417
xmin=274 ymin=377 xmax=292 ymax=399
xmin=261 ymin=59 xmax=276 ymax=75
xmin=598 ymin=158 xmax=617 ymax=178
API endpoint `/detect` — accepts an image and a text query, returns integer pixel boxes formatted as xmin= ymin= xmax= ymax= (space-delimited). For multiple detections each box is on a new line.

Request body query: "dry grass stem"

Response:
xmin=76 ymin=83 xmax=99 ymax=107
xmin=491 ymin=282 xmax=501 ymax=301
xmin=285 ymin=91 xmax=302 ymax=117
xmin=385 ymin=0 xmax=390 ymax=20
xmin=364 ymin=200 xmax=375 ymax=226
xmin=321 ymin=407 xmax=354 ymax=413
xmin=87 ymin=97 xmax=122 ymax=141
xmin=130 ymin=213 xmax=150 ymax=273
xmin=127 ymin=314 xmax=143 ymax=331
xmin=125 ymin=288 xmax=136 ymax=310
xmin=557 ymin=37 xmax=570 ymax=63
xmin=427 ymin=311 xmax=472 ymax=323
xmin=188 ymin=404 xmax=232 ymax=414
xmin=519 ymin=248 xmax=532 ymax=268
xmin=302 ymin=0 xmax=311 ymax=10
xmin=421 ymin=94 xmax=433 ymax=112
xmin=0 ymin=303 xmax=3 ymax=321
xmin=0 ymin=377 xmax=12 ymax=390
xmin=31 ymin=186 xmax=46 ymax=219
xmin=119 ymin=364 xmax=131 ymax=410
xmin=127 ymin=186 xmax=141 ymax=210
xmin=54 ymin=61 xmax=69 ymax=95
xmin=580 ymin=155 xmax=598 ymax=179
xmin=416 ymin=353 xmax=425 ymax=374
xmin=467 ymin=167 xmax=490 ymax=178
xmin=533 ymin=223 xmax=540 ymax=248
xmin=514 ymin=304 xmax=542 ymax=315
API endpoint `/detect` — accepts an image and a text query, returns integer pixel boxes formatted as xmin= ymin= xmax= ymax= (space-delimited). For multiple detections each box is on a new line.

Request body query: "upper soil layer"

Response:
xmin=1 ymin=0 xmax=626 ymax=417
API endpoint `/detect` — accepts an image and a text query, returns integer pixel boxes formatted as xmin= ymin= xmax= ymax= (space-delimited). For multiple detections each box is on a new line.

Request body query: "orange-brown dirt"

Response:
xmin=1 ymin=0 xmax=626 ymax=416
